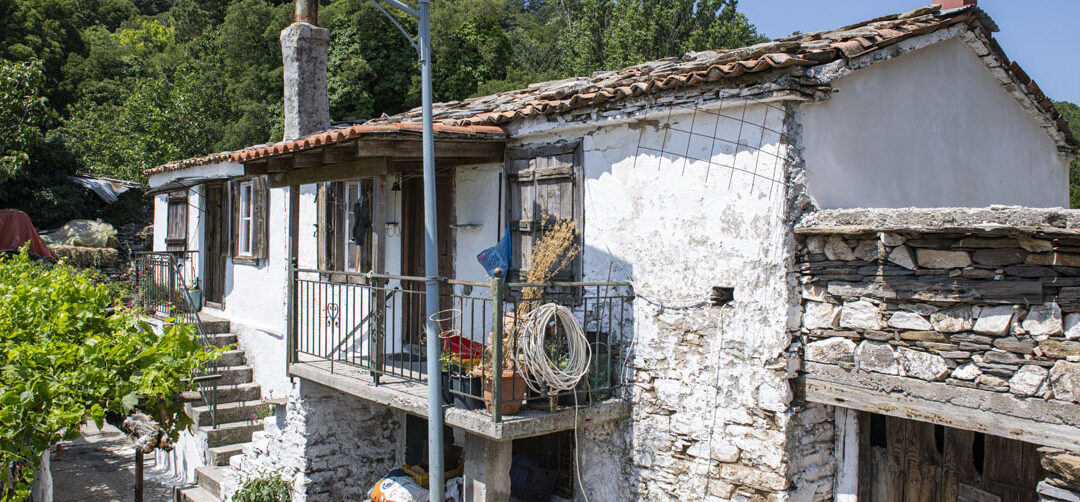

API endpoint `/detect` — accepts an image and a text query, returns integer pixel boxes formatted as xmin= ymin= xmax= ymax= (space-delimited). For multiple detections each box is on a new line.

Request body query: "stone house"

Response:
xmin=143 ymin=0 xmax=1080 ymax=500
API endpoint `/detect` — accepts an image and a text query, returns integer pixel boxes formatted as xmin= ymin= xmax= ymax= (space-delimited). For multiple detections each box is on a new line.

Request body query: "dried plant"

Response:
xmin=476 ymin=213 xmax=581 ymax=377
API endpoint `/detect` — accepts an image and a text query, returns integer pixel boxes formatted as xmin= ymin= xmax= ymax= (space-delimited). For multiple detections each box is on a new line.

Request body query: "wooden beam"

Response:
xmin=267 ymin=157 xmax=389 ymax=188
xmin=323 ymin=143 xmax=357 ymax=164
xmin=356 ymin=139 xmax=504 ymax=160
xmin=245 ymin=160 xmax=268 ymax=176
xmin=804 ymin=362 xmax=1080 ymax=451
xmin=294 ymin=151 xmax=323 ymax=169
xmin=267 ymin=156 xmax=294 ymax=173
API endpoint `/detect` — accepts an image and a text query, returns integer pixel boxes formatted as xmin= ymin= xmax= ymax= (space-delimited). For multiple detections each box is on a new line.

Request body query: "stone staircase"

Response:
xmin=175 ymin=315 xmax=262 ymax=502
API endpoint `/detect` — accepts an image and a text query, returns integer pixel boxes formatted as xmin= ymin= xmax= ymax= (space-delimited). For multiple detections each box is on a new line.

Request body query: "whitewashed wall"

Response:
xmin=507 ymin=101 xmax=824 ymax=501
xmin=801 ymin=38 xmax=1070 ymax=209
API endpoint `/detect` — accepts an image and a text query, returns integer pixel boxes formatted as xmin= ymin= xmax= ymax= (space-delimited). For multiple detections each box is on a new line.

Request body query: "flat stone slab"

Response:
xmin=289 ymin=359 xmax=631 ymax=441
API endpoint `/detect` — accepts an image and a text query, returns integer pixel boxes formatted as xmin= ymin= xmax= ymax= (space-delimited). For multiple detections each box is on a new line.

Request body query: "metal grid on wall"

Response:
xmin=632 ymin=96 xmax=790 ymax=201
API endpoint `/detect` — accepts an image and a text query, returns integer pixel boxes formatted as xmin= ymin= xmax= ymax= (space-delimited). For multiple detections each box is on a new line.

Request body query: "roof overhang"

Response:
xmin=145 ymin=175 xmax=232 ymax=196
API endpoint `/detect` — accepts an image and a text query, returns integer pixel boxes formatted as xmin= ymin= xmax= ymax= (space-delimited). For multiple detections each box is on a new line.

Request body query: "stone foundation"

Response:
xmin=222 ymin=379 xmax=404 ymax=501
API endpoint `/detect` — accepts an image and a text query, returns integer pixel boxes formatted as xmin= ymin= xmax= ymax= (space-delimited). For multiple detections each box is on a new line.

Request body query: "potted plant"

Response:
xmin=444 ymin=352 xmax=483 ymax=410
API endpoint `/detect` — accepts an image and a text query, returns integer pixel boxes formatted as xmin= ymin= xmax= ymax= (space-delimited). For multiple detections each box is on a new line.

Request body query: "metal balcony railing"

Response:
xmin=132 ymin=251 xmax=220 ymax=428
xmin=290 ymin=267 xmax=633 ymax=422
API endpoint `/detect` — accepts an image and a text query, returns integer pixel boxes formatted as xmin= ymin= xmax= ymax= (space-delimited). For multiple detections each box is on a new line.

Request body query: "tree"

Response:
xmin=0 ymin=60 xmax=50 ymax=180
xmin=0 ymin=250 xmax=217 ymax=499
xmin=1055 ymin=101 xmax=1080 ymax=208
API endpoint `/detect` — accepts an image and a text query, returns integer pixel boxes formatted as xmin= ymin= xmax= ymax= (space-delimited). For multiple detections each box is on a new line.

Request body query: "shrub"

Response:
xmin=0 ymin=248 xmax=218 ymax=500
xmin=233 ymin=474 xmax=292 ymax=502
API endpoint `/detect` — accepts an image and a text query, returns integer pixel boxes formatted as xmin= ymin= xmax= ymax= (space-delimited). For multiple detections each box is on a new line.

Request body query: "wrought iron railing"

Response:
xmin=291 ymin=266 xmax=633 ymax=422
xmin=133 ymin=251 xmax=220 ymax=428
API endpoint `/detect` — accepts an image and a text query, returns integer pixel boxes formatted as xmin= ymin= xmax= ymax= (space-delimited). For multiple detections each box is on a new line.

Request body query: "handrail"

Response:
xmin=293 ymin=267 xmax=632 ymax=288
xmin=134 ymin=252 xmax=220 ymax=428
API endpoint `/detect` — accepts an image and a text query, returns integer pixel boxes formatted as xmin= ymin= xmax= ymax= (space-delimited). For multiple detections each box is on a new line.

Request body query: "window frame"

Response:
xmin=165 ymin=191 xmax=188 ymax=252
xmin=237 ymin=180 xmax=254 ymax=257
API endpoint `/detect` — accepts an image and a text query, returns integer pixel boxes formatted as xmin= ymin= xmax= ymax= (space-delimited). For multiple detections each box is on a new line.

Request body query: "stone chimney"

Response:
xmin=280 ymin=0 xmax=330 ymax=141
xmin=936 ymin=0 xmax=976 ymax=9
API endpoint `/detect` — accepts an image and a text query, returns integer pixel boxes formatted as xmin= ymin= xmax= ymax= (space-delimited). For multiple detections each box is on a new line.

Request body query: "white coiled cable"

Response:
xmin=514 ymin=303 xmax=592 ymax=395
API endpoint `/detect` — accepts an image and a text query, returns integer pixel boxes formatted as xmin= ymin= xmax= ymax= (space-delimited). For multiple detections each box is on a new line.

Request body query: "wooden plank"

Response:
xmin=324 ymin=143 xmax=357 ymax=164
xmin=858 ymin=412 xmax=873 ymax=502
xmin=267 ymin=158 xmax=388 ymax=188
xmin=958 ymin=484 xmax=1000 ymax=502
xmin=805 ymin=376 xmax=1080 ymax=451
xmin=372 ymin=174 xmax=386 ymax=378
xmin=294 ymin=151 xmax=322 ymax=169
xmin=245 ymin=160 xmax=268 ymax=175
xmin=267 ymin=156 xmax=293 ymax=173
xmin=355 ymin=139 xmax=504 ymax=160
xmin=944 ymin=428 xmax=979 ymax=502
xmin=506 ymin=140 xmax=581 ymax=160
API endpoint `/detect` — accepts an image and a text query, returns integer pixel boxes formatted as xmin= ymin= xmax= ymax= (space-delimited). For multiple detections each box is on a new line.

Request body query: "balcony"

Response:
xmin=287 ymin=268 xmax=634 ymax=440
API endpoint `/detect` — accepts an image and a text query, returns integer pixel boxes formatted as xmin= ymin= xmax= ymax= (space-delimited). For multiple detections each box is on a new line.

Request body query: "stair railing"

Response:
xmin=134 ymin=252 xmax=222 ymax=428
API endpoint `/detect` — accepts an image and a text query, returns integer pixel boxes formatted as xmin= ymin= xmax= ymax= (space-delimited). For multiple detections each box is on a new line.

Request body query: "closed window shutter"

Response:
xmin=507 ymin=142 xmax=582 ymax=281
xmin=229 ymin=180 xmax=240 ymax=258
xmin=166 ymin=191 xmax=188 ymax=251
xmin=316 ymin=183 xmax=333 ymax=270
xmin=251 ymin=176 xmax=269 ymax=260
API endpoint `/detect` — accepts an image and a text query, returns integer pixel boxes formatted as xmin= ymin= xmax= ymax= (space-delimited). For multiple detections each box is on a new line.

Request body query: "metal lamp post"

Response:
xmin=368 ymin=0 xmax=444 ymax=499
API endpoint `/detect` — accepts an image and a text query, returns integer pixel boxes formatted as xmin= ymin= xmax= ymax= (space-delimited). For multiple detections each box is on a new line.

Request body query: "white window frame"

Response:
xmin=238 ymin=181 xmax=254 ymax=256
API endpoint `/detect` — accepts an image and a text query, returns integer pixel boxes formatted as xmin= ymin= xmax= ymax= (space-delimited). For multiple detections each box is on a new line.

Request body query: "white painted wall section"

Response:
xmin=801 ymin=38 xmax=1069 ymax=209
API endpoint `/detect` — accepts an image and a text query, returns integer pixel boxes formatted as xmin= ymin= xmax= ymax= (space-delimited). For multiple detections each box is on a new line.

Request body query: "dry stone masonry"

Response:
xmin=797 ymin=207 xmax=1080 ymax=501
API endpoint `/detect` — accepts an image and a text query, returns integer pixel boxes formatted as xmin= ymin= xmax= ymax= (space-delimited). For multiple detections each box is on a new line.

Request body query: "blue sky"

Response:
xmin=738 ymin=1 xmax=1080 ymax=104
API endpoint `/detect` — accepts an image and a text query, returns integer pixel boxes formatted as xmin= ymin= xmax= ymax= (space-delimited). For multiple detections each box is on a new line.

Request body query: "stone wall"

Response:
xmin=796 ymin=207 xmax=1080 ymax=453
xmin=222 ymin=379 xmax=403 ymax=501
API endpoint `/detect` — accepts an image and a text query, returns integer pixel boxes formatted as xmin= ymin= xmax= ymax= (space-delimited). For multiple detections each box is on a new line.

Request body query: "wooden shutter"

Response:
xmin=506 ymin=141 xmax=583 ymax=280
xmin=251 ymin=176 xmax=269 ymax=260
xmin=166 ymin=191 xmax=188 ymax=251
xmin=316 ymin=182 xmax=334 ymax=270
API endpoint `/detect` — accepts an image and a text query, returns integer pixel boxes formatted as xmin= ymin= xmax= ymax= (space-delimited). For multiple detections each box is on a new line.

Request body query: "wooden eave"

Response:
xmin=250 ymin=135 xmax=506 ymax=188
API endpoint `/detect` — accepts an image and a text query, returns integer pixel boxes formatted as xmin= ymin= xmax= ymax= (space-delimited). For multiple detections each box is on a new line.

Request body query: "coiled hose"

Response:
xmin=514 ymin=303 xmax=592 ymax=395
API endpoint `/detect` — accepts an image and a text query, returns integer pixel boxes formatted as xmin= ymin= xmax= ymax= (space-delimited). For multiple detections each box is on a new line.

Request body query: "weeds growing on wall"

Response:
xmin=233 ymin=474 xmax=292 ymax=502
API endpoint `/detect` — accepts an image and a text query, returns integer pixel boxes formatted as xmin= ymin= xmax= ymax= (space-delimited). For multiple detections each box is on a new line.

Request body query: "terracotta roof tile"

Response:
xmin=148 ymin=3 xmax=1076 ymax=176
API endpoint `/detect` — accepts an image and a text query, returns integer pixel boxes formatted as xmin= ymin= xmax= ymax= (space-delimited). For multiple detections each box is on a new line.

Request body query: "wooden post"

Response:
xmin=372 ymin=173 xmax=387 ymax=383
xmin=134 ymin=450 xmax=144 ymax=502
xmin=287 ymin=185 xmax=300 ymax=366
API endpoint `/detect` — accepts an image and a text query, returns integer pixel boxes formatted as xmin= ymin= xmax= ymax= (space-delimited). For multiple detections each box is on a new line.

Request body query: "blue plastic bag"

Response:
xmin=476 ymin=223 xmax=512 ymax=277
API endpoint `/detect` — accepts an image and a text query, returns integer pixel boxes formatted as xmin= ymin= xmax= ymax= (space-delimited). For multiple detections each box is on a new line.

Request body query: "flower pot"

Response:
xmin=183 ymin=288 xmax=202 ymax=312
xmin=449 ymin=374 xmax=483 ymax=410
xmin=439 ymin=371 xmax=453 ymax=405
xmin=483 ymin=371 xmax=527 ymax=415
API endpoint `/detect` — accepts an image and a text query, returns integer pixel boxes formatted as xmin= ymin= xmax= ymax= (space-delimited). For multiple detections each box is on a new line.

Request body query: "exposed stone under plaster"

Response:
xmin=222 ymin=379 xmax=403 ymax=501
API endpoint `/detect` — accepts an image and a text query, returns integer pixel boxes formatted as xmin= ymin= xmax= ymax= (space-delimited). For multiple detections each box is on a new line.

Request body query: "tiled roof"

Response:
xmin=146 ymin=123 xmax=506 ymax=175
xmin=148 ymin=4 xmax=1076 ymax=176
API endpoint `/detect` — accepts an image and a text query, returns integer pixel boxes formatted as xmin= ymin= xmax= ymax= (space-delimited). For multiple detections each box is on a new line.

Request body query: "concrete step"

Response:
xmin=195 ymin=466 xmax=227 ymax=499
xmin=190 ymin=400 xmax=263 ymax=427
xmin=208 ymin=442 xmax=249 ymax=466
xmin=204 ymin=333 xmax=237 ymax=348
xmin=175 ymin=485 xmax=219 ymax=502
xmin=197 ymin=314 xmax=231 ymax=335
xmin=202 ymin=421 xmax=263 ymax=448
xmin=191 ymin=383 xmax=261 ymax=406
xmin=216 ymin=349 xmax=246 ymax=367
xmin=212 ymin=365 xmax=253 ymax=386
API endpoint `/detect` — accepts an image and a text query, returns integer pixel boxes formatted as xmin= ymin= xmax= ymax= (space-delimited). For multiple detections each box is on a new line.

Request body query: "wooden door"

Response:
xmin=400 ymin=172 xmax=454 ymax=346
xmin=203 ymin=183 xmax=227 ymax=307
xmin=862 ymin=414 xmax=1045 ymax=502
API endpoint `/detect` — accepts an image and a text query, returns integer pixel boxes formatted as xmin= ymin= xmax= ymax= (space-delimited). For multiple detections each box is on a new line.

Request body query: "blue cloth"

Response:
xmin=476 ymin=223 xmax=512 ymax=277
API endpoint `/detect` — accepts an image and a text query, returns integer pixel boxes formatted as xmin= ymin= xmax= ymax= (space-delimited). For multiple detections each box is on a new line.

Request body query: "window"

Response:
xmin=230 ymin=177 xmax=268 ymax=264
xmin=165 ymin=191 xmax=188 ymax=251
xmin=238 ymin=181 xmax=254 ymax=255
xmin=506 ymin=140 xmax=584 ymax=281
xmin=318 ymin=179 xmax=374 ymax=273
